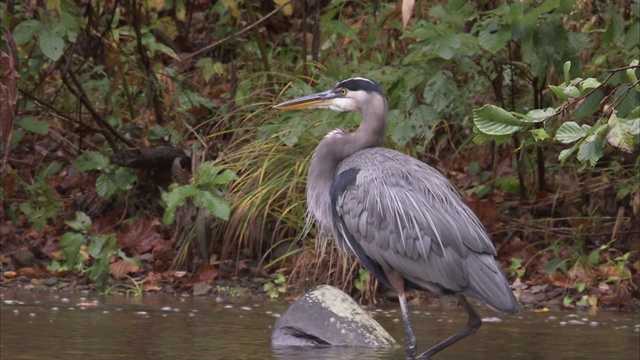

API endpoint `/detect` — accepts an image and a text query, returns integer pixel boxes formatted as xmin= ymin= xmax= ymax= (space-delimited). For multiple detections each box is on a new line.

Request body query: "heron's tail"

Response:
xmin=463 ymin=254 xmax=519 ymax=314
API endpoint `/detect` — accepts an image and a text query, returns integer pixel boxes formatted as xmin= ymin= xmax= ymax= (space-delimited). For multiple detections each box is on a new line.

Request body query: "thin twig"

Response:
xmin=175 ymin=1 xmax=292 ymax=65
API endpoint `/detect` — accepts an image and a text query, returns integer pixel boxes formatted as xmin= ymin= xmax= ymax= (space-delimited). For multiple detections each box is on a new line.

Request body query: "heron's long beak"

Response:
xmin=273 ymin=89 xmax=336 ymax=110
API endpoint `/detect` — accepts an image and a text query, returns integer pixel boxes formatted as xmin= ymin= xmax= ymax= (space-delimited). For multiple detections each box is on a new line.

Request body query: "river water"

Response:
xmin=1 ymin=289 xmax=638 ymax=359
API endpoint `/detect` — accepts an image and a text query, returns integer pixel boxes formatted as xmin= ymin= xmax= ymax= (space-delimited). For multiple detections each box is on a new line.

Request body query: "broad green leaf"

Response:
xmin=16 ymin=117 xmax=49 ymax=135
xmin=194 ymin=191 xmax=231 ymax=220
xmin=12 ymin=20 xmax=41 ymax=45
xmin=194 ymin=162 xmax=218 ymax=185
xmin=577 ymin=138 xmax=604 ymax=166
xmin=73 ymin=151 xmax=111 ymax=172
xmin=563 ymin=85 xmax=581 ymax=98
xmin=208 ymin=169 xmax=238 ymax=186
xmin=575 ymin=90 xmax=604 ymax=121
xmin=523 ymin=0 xmax=560 ymax=24
xmin=543 ymin=258 xmax=567 ymax=275
xmin=112 ymin=167 xmax=138 ymax=191
xmin=38 ymin=29 xmax=65 ymax=61
xmin=522 ymin=108 xmax=555 ymax=122
xmin=606 ymin=112 xmax=636 ymax=153
xmin=579 ymin=78 xmax=602 ymax=92
xmin=432 ymin=33 xmax=461 ymax=60
xmin=473 ymin=105 xmax=524 ymax=136
xmin=478 ymin=20 xmax=511 ymax=53
xmin=96 ymin=173 xmax=117 ymax=197
xmin=86 ymin=235 xmax=105 ymax=258
xmin=530 ymin=128 xmax=550 ymax=142
xmin=555 ymin=122 xmax=586 ymax=143
xmin=65 ymin=212 xmax=92 ymax=233
xmin=627 ymin=59 xmax=640 ymax=91
xmin=549 ymin=85 xmax=568 ymax=101
xmin=59 ymin=232 xmax=85 ymax=269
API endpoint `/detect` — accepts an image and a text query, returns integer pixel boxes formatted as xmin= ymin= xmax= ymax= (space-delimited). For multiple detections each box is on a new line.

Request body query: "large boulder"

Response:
xmin=270 ymin=285 xmax=398 ymax=348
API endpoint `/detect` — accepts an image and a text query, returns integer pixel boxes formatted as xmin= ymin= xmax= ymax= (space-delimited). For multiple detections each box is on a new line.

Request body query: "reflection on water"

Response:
xmin=1 ymin=289 xmax=638 ymax=360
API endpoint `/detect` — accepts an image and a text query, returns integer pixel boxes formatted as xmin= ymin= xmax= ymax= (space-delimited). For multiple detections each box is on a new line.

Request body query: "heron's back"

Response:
xmin=332 ymin=147 xmax=518 ymax=314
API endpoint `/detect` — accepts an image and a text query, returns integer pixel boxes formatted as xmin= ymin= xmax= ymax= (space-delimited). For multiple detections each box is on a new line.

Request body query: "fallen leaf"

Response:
xmin=193 ymin=264 xmax=219 ymax=283
xmin=109 ymin=259 xmax=141 ymax=278
xmin=532 ymin=307 xmax=550 ymax=313
xmin=143 ymin=284 xmax=161 ymax=292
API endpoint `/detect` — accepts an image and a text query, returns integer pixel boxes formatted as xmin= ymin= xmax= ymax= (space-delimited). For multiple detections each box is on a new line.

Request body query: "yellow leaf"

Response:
xmin=532 ymin=307 xmax=549 ymax=313
xmin=274 ymin=0 xmax=293 ymax=16
xmin=147 ymin=0 xmax=165 ymax=11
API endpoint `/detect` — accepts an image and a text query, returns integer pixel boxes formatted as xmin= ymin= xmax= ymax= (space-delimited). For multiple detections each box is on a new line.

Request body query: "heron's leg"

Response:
xmin=385 ymin=271 xmax=417 ymax=359
xmin=398 ymin=291 xmax=417 ymax=359
xmin=416 ymin=295 xmax=482 ymax=359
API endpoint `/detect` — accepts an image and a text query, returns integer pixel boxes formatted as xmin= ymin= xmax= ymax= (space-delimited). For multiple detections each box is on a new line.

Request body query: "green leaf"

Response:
xmin=543 ymin=258 xmax=567 ymax=275
xmin=563 ymin=61 xmax=571 ymax=86
xmin=478 ymin=20 xmax=511 ymax=53
xmin=73 ymin=151 xmax=111 ymax=172
xmin=112 ymin=167 xmax=138 ymax=192
xmin=555 ymin=122 xmax=587 ymax=143
xmin=65 ymin=212 xmax=92 ymax=233
xmin=38 ymin=29 xmax=65 ymax=61
xmin=523 ymin=0 xmax=560 ymax=23
xmin=193 ymin=191 xmax=231 ymax=220
xmin=579 ymin=78 xmax=602 ymax=92
xmin=161 ymin=184 xmax=200 ymax=224
xmin=209 ymin=169 xmax=238 ymax=186
xmin=606 ymin=112 xmax=636 ymax=153
xmin=575 ymin=90 xmax=604 ymax=121
xmin=16 ymin=117 xmax=50 ymax=135
xmin=59 ymin=232 xmax=86 ymax=269
xmin=627 ymin=59 xmax=640 ymax=92
xmin=563 ymin=85 xmax=581 ymax=99
xmin=13 ymin=20 xmax=41 ymax=45
xmin=558 ymin=141 xmax=580 ymax=163
xmin=530 ymin=128 xmax=550 ymax=142
xmin=473 ymin=105 xmax=524 ymax=136
xmin=522 ymin=108 xmax=555 ymax=122
xmin=432 ymin=33 xmax=461 ymax=60
xmin=549 ymin=85 xmax=568 ymax=101
xmin=577 ymin=138 xmax=604 ymax=166
xmin=588 ymin=249 xmax=600 ymax=264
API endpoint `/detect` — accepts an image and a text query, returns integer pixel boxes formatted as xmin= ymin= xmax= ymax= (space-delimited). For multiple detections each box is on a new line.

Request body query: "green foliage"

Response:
xmin=263 ymin=273 xmax=287 ymax=299
xmin=73 ymin=151 xmax=138 ymax=198
xmin=49 ymin=212 xmax=143 ymax=291
xmin=215 ymin=285 xmax=244 ymax=297
xmin=354 ymin=268 xmax=369 ymax=293
xmin=12 ymin=0 xmax=82 ymax=61
xmin=161 ymin=162 xmax=236 ymax=225
xmin=17 ymin=162 xmax=64 ymax=231
xmin=473 ymin=60 xmax=639 ymax=166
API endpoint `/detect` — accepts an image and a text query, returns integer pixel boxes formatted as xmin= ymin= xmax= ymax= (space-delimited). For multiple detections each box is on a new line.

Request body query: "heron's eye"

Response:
xmin=339 ymin=88 xmax=348 ymax=96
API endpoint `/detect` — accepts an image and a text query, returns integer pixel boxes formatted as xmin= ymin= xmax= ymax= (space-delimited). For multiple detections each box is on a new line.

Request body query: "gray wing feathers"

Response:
xmin=334 ymin=148 xmax=515 ymax=310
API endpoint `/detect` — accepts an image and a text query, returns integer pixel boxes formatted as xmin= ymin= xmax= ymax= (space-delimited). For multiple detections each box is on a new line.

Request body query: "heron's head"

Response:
xmin=274 ymin=77 xmax=385 ymax=113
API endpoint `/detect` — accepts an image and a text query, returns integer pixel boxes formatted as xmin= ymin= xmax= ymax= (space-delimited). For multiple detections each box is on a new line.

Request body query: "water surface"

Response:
xmin=1 ymin=289 xmax=638 ymax=359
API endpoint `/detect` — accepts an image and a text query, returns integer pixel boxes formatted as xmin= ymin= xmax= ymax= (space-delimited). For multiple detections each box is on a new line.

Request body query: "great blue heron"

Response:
xmin=274 ymin=77 xmax=519 ymax=359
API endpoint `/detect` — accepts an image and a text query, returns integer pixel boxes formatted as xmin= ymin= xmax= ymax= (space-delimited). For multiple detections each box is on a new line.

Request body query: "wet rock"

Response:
xmin=192 ymin=282 xmax=213 ymax=296
xmin=12 ymin=250 xmax=35 ymax=268
xmin=42 ymin=277 xmax=58 ymax=286
xmin=271 ymin=285 xmax=398 ymax=348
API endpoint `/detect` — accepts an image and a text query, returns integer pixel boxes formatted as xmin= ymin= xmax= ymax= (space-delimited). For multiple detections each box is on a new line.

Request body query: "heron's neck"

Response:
xmin=306 ymin=102 xmax=387 ymax=232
